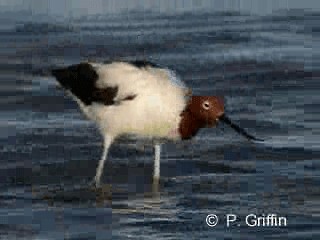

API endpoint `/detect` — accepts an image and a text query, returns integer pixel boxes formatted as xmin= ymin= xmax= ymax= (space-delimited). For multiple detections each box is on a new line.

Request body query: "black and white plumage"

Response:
xmin=52 ymin=60 xmax=189 ymax=187
xmin=51 ymin=60 xmax=261 ymax=187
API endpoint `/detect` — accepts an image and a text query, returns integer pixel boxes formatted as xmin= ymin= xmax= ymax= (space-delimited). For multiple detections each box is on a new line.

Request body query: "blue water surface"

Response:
xmin=0 ymin=9 xmax=319 ymax=240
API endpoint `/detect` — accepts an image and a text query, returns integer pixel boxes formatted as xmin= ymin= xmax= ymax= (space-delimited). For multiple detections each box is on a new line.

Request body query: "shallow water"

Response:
xmin=0 ymin=10 xmax=319 ymax=239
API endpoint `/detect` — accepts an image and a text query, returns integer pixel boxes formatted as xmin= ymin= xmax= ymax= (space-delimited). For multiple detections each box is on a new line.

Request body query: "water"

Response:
xmin=0 ymin=10 xmax=319 ymax=239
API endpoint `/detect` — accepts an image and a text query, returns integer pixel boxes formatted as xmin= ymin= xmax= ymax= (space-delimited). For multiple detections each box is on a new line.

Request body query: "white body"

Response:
xmin=56 ymin=61 xmax=190 ymax=187
xmin=77 ymin=62 xmax=188 ymax=140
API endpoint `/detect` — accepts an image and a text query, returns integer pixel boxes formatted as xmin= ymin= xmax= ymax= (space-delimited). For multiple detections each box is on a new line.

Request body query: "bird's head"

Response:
xmin=180 ymin=95 xmax=263 ymax=142
xmin=187 ymin=96 xmax=225 ymax=127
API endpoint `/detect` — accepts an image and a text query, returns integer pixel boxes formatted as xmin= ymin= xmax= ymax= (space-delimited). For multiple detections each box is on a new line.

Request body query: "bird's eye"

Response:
xmin=202 ymin=101 xmax=210 ymax=110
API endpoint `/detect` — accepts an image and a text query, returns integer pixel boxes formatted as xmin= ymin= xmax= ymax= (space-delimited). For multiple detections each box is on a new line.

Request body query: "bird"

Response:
xmin=51 ymin=60 xmax=262 ymax=187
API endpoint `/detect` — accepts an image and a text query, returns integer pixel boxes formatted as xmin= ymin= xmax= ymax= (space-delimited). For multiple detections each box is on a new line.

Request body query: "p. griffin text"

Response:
xmin=227 ymin=214 xmax=287 ymax=227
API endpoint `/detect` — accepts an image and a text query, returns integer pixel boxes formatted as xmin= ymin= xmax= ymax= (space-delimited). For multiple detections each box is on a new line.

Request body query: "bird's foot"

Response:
xmin=89 ymin=177 xmax=101 ymax=189
xmin=152 ymin=176 xmax=160 ymax=191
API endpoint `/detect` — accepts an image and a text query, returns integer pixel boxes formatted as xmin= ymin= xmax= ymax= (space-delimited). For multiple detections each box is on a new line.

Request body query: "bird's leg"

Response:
xmin=153 ymin=144 xmax=161 ymax=180
xmin=92 ymin=135 xmax=114 ymax=188
xmin=152 ymin=144 xmax=161 ymax=195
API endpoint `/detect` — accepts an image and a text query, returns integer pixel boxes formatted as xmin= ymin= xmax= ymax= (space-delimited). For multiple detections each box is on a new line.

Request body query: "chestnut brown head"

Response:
xmin=187 ymin=96 xmax=224 ymax=127
xmin=179 ymin=95 xmax=263 ymax=142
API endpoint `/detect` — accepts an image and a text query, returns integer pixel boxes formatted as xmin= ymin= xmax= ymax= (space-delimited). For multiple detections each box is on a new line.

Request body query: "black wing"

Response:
xmin=52 ymin=63 xmax=119 ymax=106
